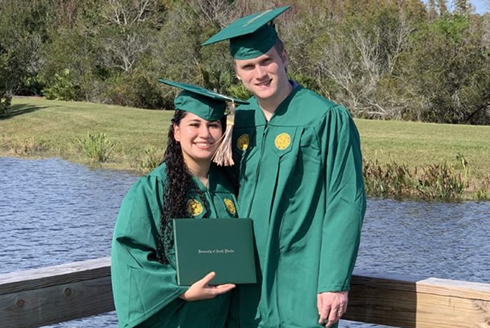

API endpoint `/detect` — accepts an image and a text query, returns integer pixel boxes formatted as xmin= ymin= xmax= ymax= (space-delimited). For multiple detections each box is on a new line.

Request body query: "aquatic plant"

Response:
xmin=416 ymin=162 xmax=467 ymax=200
xmin=77 ymin=132 xmax=115 ymax=163
xmin=363 ymin=156 xmax=469 ymax=201
xmin=363 ymin=159 xmax=414 ymax=198
xmin=138 ymin=146 xmax=163 ymax=173
xmin=475 ymin=176 xmax=490 ymax=201
xmin=9 ymin=138 xmax=48 ymax=155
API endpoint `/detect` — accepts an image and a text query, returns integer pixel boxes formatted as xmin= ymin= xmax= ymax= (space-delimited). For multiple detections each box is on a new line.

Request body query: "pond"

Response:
xmin=1 ymin=157 xmax=489 ymax=328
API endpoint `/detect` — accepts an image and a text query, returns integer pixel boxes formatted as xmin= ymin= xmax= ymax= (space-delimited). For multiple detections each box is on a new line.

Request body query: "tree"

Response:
xmin=437 ymin=0 xmax=449 ymax=16
xmin=401 ymin=15 xmax=490 ymax=124
xmin=454 ymin=0 xmax=470 ymax=15
xmin=428 ymin=0 xmax=438 ymax=21
xmin=300 ymin=0 xmax=416 ymax=119
xmin=98 ymin=0 xmax=166 ymax=73
xmin=0 ymin=0 xmax=53 ymax=96
xmin=0 ymin=53 xmax=12 ymax=116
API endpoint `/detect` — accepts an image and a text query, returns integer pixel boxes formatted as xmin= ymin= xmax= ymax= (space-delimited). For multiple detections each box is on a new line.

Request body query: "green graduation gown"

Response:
xmin=111 ymin=163 xmax=238 ymax=328
xmin=229 ymin=85 xmax=366 ymax=328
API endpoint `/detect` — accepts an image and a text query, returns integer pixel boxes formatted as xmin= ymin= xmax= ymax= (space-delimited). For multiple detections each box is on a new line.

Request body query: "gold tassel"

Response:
xmin=212 ymin=101 xmax=235 ymax=166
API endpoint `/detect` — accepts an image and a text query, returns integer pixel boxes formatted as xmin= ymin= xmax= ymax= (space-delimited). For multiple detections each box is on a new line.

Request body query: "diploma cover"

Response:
xmin=173 ymin=218 xmax=257 ymax=286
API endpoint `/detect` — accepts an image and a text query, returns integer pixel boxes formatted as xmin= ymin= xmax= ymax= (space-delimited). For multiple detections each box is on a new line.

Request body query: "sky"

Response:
xmin=423 ymin=0 xmax=489 ymax=14
xmin=466 ymin=0 xmax=488 ymax=14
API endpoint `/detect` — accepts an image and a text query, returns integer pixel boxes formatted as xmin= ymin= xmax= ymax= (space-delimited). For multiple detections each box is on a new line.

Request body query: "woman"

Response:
xmin=111 ymin=80 xmax=247 ymax=328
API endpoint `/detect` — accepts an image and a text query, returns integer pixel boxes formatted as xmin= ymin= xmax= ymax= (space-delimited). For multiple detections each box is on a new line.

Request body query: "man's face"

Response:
xmin=234 ymin=47 xmax=289 ymax=101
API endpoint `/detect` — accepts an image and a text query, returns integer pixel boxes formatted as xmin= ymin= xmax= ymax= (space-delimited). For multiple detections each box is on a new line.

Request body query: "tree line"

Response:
xmin=1 ymin=0 xmax=489 ymax=124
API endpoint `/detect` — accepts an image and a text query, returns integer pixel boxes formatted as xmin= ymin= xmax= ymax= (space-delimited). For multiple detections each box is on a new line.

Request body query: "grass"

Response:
xmin=1 ymin=97 xmax=172 ymax=171
xmin=2 ymin=97 xmax=490 ymax=199
xmin=357 ymin=119 xmax=490 ymax=180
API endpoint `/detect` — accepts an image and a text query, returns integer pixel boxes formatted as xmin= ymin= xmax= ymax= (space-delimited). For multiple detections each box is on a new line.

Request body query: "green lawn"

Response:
xmin=1 ymin=97 xmax=175 ymax=170
xmin=357 ymin=119 xmax=490 ymax=179
xmin=2 ymin=97 xmax=490 ymax=182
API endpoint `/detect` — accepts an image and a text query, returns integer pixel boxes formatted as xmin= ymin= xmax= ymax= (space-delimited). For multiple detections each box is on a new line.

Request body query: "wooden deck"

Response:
xmin=1 ymin=258 xmax=489 ymax=328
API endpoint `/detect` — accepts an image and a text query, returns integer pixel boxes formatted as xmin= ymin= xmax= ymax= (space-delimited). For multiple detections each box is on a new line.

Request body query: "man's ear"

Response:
xmin=281 ymin=49 xmax=289 ymax=67
xmin=233 ymin=61 xmax=242 ymax=81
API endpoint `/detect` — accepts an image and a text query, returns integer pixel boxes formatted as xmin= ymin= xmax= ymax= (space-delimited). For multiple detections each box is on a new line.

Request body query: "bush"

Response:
xmin=77 ymin=132 xmax=115 ymax=163
xmin=226 ymin=83 xmax=251 ymax=101
xmin=42 ymin=69 xmax=82 ymax=101
xmin=363 ymin=157 xmax=468 ymax=200
xmin=0 ymin=93 xmax=11 ymax=117
xmin=138 ymin=146 xmax=164 ymax=174
xmin=416 ymin=163 xmax=467 ymax=200
xmin=103 ymin=73 xmax=166 ymax=109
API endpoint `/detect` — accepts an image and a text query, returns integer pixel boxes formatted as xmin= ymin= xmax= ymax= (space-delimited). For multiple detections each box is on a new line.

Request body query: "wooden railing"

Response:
xmin=1 ymin=258 xmax=489 ymax=328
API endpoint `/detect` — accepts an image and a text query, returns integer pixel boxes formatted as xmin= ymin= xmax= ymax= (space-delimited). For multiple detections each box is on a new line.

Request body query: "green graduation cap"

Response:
xmin=158 ymin=79 xmax=247 ymax=166
xmin=202 ymin=6 xmax=290 ymax=60
xmin=158 ymin=79 xmax=248 ymax=121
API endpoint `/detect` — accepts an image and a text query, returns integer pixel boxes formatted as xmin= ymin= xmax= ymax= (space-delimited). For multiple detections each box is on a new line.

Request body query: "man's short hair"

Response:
xmin=232 ymin=38 xmax=286 ymax=67
xmin=273 ymin=38 xmax=285 ymax=56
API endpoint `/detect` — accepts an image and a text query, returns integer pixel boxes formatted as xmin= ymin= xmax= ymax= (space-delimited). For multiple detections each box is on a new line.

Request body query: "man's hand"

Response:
xmin=317 ymin=291 xmax=348 ymax=327
xmin=179 ymin=272 xmax=235 ymax=301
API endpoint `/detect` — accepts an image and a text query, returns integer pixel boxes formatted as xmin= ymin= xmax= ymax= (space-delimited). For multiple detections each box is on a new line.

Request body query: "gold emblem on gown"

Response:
xmin=275 ymin=133 xmax=291 ymax=150
xmin=237 ymin=134 xmax=249 ymax=151
xmin=224 ymin=198 xmax=236 ymax=215
xmin=187 ymin=199 xmax=203 ymax=216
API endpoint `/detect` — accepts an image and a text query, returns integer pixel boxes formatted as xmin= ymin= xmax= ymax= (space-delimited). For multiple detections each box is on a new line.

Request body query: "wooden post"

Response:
xmin=0 ymin=258 xmax=114 ymax=328
xmin=1 ymin=259 xmax=490 ymax=328
xmin=345 ymin=271 xmax=490 ymax=328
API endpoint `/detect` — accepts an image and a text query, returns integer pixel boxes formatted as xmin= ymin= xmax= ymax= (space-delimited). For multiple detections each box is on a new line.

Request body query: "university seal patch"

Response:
xmin=224 ymin=198 xmax=236 ymax=215
xmin=275 ymin=133 xmax=291 ymax=150
xmin=237 ymin=134 xmax=249 ymax=151
xmin=187 ymin=199 xmax=203 ymax=216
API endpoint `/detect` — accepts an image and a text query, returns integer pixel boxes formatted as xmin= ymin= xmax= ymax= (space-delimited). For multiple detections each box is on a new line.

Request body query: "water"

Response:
xmin=0 ymin=157 xmax=139 ymax=328
xmin=1 ymin=157 xmax=489 ymax=328
xmin=342 ymin=199 xmax=490 ymax=328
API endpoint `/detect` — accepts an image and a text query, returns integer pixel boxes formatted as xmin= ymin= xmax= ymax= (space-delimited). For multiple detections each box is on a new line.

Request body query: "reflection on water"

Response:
xmin=1 ymin=157 xmax=489 ymax=328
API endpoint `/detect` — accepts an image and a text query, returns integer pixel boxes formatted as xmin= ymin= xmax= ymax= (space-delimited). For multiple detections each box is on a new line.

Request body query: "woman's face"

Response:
xmin=173 ymin=113 xmax=223 ymax=165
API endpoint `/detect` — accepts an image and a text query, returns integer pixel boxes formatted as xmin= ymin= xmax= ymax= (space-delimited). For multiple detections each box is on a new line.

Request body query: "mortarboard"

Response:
xmin=158 ymin=79 xmax=247 ymax=121
xmin=158 ymin=79 xmax=248 ymax=166
xmin=202 ymin=6 xmax=290 ymax=60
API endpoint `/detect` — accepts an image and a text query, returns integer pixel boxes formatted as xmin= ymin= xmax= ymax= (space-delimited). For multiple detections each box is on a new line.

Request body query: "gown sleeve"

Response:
xmin=316 ymin=106 xmax=366 ymax=293
xmin=111 ymin=175 xmax=188 ymax=328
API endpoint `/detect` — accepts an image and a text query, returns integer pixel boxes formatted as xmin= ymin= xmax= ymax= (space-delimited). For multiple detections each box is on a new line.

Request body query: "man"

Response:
xmin=203 ymin=6 xmax=366 ymax=328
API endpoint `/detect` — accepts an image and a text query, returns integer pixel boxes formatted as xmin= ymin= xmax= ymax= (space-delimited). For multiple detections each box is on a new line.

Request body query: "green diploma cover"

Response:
xmin=173 ymin=219 xmax=257 ymax=286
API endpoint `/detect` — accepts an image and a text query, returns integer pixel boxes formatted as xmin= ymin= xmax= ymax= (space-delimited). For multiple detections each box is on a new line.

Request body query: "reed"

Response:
xmin=474 ymin=176 xmax=490 ymax=201
xmin=137 ymin=146 xmax=164 ymax=174
xmin=363 ymin=156 xmax=472 ymax=201
xmin=76 ymin=132 xmax=115 ymax=163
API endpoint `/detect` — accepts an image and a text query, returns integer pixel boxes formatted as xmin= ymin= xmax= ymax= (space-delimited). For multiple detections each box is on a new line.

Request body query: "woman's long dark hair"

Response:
xmin=157 ymin=110 xmax=225 ymax=264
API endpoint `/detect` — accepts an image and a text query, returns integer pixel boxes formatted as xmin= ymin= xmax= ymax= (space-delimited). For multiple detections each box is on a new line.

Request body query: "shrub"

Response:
xmin=42 ymin=69 xmax=81 ymax=101
xmin=226 ymin=83 xmax=251 ymax=102
xmin=416 ymin=162 xmax=467 ymax=200
xmin=138 ymin=146 xmax=164 ymax=173
xmin=363 ymin=157 xmax=468 ymax=201
xmin=475 ymin=176 xmax=490 ymax=201
xmin=0 ymin=93 xmax=11 ymax=117
xmin=103 ymin=73 xmax=166 ymax=109
xmin=363 ymin=159 xmax=413 ymax=197
xmin=77 ymin=132 xmax=115 ymax=163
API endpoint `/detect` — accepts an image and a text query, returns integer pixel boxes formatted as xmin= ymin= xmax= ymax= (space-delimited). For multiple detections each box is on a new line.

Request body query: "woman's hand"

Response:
xmin=179 ymin=272 xmax=236 ymax=301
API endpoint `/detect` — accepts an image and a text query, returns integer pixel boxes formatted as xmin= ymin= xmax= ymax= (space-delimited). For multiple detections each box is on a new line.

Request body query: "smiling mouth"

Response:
xmin=195 ymin=142 xmax=213 ymax=148
xmin=256 ymin=79 xmax=272 ymax=87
